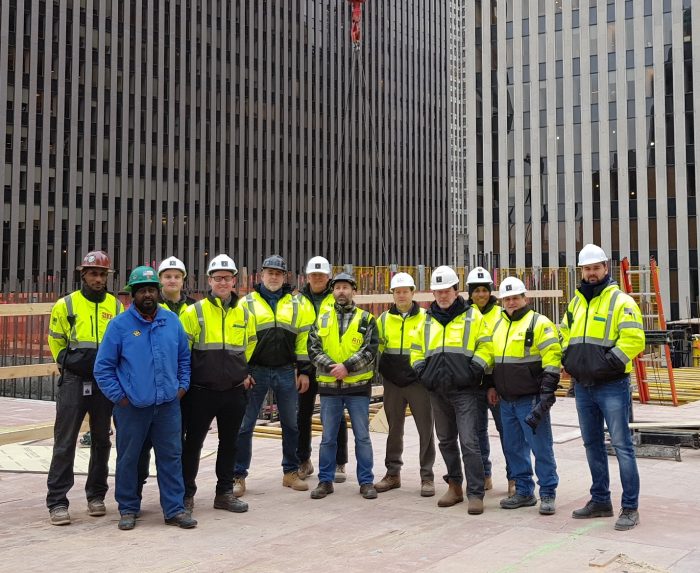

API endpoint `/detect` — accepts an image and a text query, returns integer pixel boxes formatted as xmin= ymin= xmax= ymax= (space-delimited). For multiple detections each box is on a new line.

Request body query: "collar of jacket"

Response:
xmin=503 ymin=304 xmax=532 ymax=322
xmin=255 ymin=282 xmax=294 ymax=297
xmin=206 ymin=291 xmax=239 ymax=309
xmin=428 ymin=295 xmax=468 ymax=326
xmin=80 ymin=284 xmax=108 ymax=304
xmin=388 ymin=300 xmax=420 ymax=317
xmin=578 ymin=274 xmax=613 ymax=302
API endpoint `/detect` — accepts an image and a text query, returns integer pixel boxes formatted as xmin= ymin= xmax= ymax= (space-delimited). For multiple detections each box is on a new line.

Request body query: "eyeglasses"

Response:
xmin=210 ymin=275 xmax=234 ymax=283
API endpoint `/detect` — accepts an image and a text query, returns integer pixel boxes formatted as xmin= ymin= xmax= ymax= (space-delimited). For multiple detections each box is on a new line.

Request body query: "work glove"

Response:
xmin=525 ymin=391 xmax=557 ymax=434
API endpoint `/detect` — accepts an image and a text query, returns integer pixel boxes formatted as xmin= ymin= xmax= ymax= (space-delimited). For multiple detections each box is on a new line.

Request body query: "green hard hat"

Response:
xmin=124 ymin=265 xmax=160 ymax=292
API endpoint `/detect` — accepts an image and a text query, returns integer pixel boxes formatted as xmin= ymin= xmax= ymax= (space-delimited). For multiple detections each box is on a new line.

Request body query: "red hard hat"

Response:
xmin=76 ymin=250 xmax=113 ymax=271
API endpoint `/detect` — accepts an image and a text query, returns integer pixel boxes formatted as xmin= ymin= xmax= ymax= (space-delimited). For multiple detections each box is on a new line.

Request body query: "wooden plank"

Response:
xmin=0 ymin=363 xmax=59 ymax=381
xmin=0 ymin=303 xmax=54 ymax=317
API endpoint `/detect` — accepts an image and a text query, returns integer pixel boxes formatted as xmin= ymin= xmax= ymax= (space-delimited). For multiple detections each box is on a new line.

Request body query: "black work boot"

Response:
xmin=572 ymin=499 xmax=614 ymax=519
xmin=214 ymin=492 xmax=249 ymax=513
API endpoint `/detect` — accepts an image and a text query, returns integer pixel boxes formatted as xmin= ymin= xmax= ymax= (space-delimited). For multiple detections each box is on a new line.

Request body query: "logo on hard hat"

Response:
xmin=86 ymin=255 xmax=96 ymax=263
xmin=170 ymin=261 xmax=176 ymax=266
xmin=315 ymin=263 xmax=321 ymax=269
xmin=478 ymin=272 xmax=484 ymax=278
xmin=144 ymin=270 xmax=154 ymax=278
xmin=222 ymin=261 xmax=228 ymax=267
xmin=506 ymin=285 xmax=512 ymax=291
xmin=436 ymin=276 xmax=442 ymax=283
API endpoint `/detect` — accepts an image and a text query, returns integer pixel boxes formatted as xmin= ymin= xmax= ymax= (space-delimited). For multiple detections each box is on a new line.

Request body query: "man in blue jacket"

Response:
xmin=94 ymin=266 xmax=196 ymax=531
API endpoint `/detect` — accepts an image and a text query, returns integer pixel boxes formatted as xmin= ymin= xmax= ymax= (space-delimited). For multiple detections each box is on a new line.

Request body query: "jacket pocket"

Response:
xmin=563 ymin=344 xmax=622 ymax=384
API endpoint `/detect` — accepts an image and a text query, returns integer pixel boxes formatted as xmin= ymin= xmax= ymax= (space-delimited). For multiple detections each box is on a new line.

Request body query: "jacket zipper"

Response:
xmin=399 ymin=315 xmax=406 ymax=356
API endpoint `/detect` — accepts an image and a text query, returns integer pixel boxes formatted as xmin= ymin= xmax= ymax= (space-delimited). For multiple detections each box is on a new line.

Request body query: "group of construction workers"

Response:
xmin=45 ymin=242 xmax=645 ymax=532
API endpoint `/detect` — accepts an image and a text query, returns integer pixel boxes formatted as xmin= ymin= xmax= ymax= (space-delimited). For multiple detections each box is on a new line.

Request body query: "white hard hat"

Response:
xmin=466 ymin=266 xmax=492 ymax=286
xmin=390 ymin=272 xmax=416 ymax=292
xmin=207 ymin=254 xmax=238 ymax=276
xmin=430 ymin=266 xmax=460 ymax=290
xmin=158 ymin=256 xmax=187 ymax=278
xmin=499 ymin=277 xmax=527 ymax=297
xmin=578 ymin=243 xmax=608 ymax=266
xmin=305 ymin=256 xmax=332 ymax=276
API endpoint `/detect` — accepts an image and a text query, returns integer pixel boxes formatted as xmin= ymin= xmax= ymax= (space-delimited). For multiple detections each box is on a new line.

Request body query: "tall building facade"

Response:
xmin=0 ymin=0 xmax=451 ymax=292
xmin=462 ymin=0 xmax=697 ymax=319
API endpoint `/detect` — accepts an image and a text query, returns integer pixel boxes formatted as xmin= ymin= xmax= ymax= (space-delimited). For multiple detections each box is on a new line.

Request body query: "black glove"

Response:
xmin=525 ymin=392 xmax=556 ymax=433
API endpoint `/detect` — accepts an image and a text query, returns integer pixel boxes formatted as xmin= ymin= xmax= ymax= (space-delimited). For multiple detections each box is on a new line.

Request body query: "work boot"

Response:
xmin=214 ymin=492 xmax=249 ymax=513
xmin=572 ymin=499 xmax=614 ymax=519
xmin=614 ymin=508 xmax=640 ymax=531
xmin=164 ymin=512 xmax=198 ymax=529
xmin=283 ymin=471 xmax=309 ymax=491
xmin=484 ymin=476 xmax=493 ymax=491
xmin=310 ymin=481 xmax=334 ymax=499
xmin=87 ymin=498 xmax=106 ymax=517
xmin=421 ymin=480 xmax=436 ymax=497
xmin=233 ymin=477 xmax=246 ymax=498
xmin=539 ymin=496 xmax=556 ymax=515
xmin=437 ymin=481 xmax=464 ymax=507
xmin=468 ymin=497 xmax=484 ymax=515
xmin=500 ymin=493 xmax=538 ymax=509
xmin=298 ymin=459 xmax=314 ymax=480
xmin=508 ymin=480 xmax=516 ymax=496
xmin=374 ymin=473 xmax=401 ymax=493
xmin=118 ymin=514 xmax=136 ymax=531
xmin=49 ymin=506 xmax=71 ymax=526
xmin=184 ymin=497 xmax=194 ymax=512
xmin=334 ymin=464 xmax=347 ymax=483
xmin=360 ymin=484 xmax=378 ymax=499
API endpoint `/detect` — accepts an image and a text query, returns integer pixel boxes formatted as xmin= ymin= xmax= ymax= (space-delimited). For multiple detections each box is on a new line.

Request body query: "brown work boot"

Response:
xmin=233 ymin=477 xmax=246 ymax=498
xmin=298 ymin=459 xmax=314 ymax=480
xmin=468 ymin=497 xmax=484 ymax=515
xmin=508 ymin=480 xmax=516 ymax=497
xmin=437 ymin=481 xmax=464 ymax=507
xmin=374 ymin=473 xmax=401 ymax=493
xmin=310 ymin=481 xmax=334 ymax=499
xmin=484 ymin=476 xmax=493 ymax=491
xmin=283 ymin=471 xmax=309 ymax=491
xmin=421 ymin=480 xmax=436 ymax=497
xmin=334 ymin=464 xmax=347 ymax=483
xmin=87 ymin=498 xmax=106 ymax=517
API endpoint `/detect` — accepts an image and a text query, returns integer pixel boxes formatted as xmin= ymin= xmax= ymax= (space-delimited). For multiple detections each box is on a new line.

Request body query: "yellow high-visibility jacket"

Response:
xmin=377 ymin=302 xmax=425 ymax=387
xmin=48 ymin=290 xmax=123 ymax=378
xmin=180 ymin=294 xmax=257 ymax=390
xmin=410 ymin=299 xmax=492 ymax=392
xmin=486 ymin=307 xmax=561 ymax=399
xmin=559 ymin=283 xmax=645 ymax=385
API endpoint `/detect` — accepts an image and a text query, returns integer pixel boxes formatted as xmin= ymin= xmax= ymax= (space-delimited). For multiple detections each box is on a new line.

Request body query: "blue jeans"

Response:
xmin=575 ymin=377 xmax=639 ymax=509
xmin=500 ymin=395 xmax=558 ymax=498
xmin=430 ymin=389 xmax=485 ymax=498
xmin=318 ymin=395 xmax=374 ymax=485
xmin=112 ymin=398 xmax=185 ymax=519
xmin=235 ymin=366 xmax=300 ymax=476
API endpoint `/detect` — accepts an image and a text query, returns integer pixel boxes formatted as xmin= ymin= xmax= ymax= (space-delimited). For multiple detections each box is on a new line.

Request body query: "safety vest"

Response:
xmin=315 ymin=307 xmax=375 ymax=386
xmin=48 ymin=290 xmax=123 ymax=362
xmin=472 ymin=301 xmax=501 ymax=336
xmin=488 ymin=308 xmax=561 ymax=399
xmin=241 ymin=291 xmax=313 ymax=364
xmin=377 ymin=304 xmax=425 ymax=386
xmin=560 ymin=284 xmax=645 ymax=383
xmin=180 ymin=296 xmax=257 ymax=389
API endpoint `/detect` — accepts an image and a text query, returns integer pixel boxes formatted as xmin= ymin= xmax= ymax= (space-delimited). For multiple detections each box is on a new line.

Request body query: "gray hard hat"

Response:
xmin=262 ymin=254 xmax=287 ymax=272
xmin=330 ymin=272 xmax=357 ymax=290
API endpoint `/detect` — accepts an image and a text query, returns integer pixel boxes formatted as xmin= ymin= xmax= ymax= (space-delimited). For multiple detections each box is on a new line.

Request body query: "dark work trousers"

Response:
xmin=46 ymin=371 xmax=113 ymax=510
xmin=296 ymin=371 xmax=348 ymax=466
xmin=382 ymin=379 xmax=436 ymax=481
xmin=181 ymin=384 xmax=248 ymax=498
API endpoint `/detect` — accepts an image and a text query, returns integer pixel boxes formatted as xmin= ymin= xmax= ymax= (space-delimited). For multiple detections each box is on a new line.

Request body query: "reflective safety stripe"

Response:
xmin=291 ymin=297 xmax=299 ymax=330
xmin=48 ymin=329 xmax=67 ymax=340
xmin=462 ymin=311 xmax=473 ymax=348
xmin=472 ymin=355 xmax=487 ymax=369
xmin=425 ymin=347 xmax=474 ymax=358
xmin=254 ymin=321 xmax=297 ymax=334
xmin=495 ymin=355 xmax=542 ymax=364
xmin=611 ymin=346 xmax=631 ymax=364
xmin=320 ymin=313 xmax=330 ymax=328
xmin=567 ymin=336 xmax=614 ymax=348
xmin=618 ymin=321 xmax=643 ymax=329
xmin=411 ymin=342 xmax=422 ymax=351
xmin=382 ymin=348 xmax=404 ymax=355
xmin=194 ymin=302 xmax=207 ymax=346
xmin=537 ymin=337 xmax=558 ymax=351
xmin=544 ymin=366 xmax=560 ymax=374
xmin=297 ymin=353 xmax=310 ymax=361
xmin=193 ymin=342 xmax=247 ymax=351
xmin=423 ymin=316 xmax=432 ymax=354
xmin=72 ymin=341 xmax=98 ymax=349
xmin=603 ymin=290 xmax=621 ymax=343
xmin=380 ymin=313 xmax=388 ymax=342
xmin=245 ymin=294 xmax=256 ymax=315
